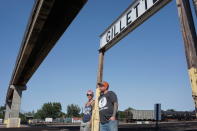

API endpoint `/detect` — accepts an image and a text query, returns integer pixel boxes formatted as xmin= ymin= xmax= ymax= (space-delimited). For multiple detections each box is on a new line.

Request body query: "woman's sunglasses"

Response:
xmin=87 ymin=94 xmax=92 ymax=96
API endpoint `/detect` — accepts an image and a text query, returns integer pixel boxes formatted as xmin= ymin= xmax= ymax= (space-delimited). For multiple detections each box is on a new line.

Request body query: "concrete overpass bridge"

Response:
xmin=4 ymin=0 xmax=87 ymax=127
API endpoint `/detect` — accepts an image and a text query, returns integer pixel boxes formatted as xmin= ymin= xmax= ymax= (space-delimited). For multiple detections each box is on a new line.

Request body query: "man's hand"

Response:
xmin=109 ymin=116 xmax=116 ymax=120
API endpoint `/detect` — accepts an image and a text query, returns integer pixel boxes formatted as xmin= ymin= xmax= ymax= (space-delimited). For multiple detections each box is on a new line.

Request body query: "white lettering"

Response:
xmin=100 ymin=0 xmax=171 ymax=50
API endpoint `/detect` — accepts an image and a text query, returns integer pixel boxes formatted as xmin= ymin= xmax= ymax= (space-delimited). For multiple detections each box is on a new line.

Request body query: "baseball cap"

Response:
xmin=97 ymin=81 xmax=109 ymax=88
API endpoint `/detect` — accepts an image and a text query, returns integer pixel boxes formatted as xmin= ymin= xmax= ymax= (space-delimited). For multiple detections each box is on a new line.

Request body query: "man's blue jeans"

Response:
xmin=100 ymin=120 xmax=118 ymax=131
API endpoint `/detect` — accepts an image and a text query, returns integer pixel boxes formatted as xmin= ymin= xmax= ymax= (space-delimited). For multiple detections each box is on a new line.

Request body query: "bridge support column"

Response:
xmin=4 ymin=103 xmax=11 ymax=124
xmin=4 ymin=85 xmax=26 ymax=127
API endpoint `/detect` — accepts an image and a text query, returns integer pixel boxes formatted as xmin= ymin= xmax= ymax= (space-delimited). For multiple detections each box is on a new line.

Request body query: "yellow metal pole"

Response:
xmin=91 ymin=51 xmax=104 ymax=131
xmin=189 ymin=68 xmax=197 ymax=116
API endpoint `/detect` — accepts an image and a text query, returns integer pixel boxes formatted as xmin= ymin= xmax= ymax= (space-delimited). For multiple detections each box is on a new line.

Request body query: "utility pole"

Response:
xmin=91 ymin=51 xmax=105 ymax=131
xmin=176 ymin=0 xmax=197 ymax=117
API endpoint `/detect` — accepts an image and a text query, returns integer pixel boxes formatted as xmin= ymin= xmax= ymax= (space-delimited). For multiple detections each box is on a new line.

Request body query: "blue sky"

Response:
xmin=0 ymin=0 xmax=197 ymax=113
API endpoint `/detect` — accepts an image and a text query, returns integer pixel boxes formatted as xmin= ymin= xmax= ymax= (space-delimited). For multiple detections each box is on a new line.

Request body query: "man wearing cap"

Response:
xmin=98 ymin=81 xmax=118 ymax=131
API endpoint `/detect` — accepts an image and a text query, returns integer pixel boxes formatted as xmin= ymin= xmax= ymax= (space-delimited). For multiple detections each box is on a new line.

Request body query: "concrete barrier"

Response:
xmin=6 ymin=118 xmax=20 ymax=128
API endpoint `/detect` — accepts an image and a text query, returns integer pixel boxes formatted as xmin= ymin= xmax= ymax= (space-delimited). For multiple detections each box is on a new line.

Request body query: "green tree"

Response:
xmin=66 ymin=104 xmax=81 ymax=117
xmin=166 ymin=109 xmax=176 ymax=112
xmin=19 ymin=113 xmax=27 ymax=124
xmin=118 ymin=111 xmax=126 ymax=119
xmin=124 ymin=107 xmax=134 ymax=121
xmin=124 ymin=107 xmax=135 ymax=112
xmin=34 ymin=102 xmax=62 ymax=119
xmin=60 ymin=112 xmax=66 ymax=118
xmin=25 ymin=111 xmax=35 ymax=117
xmin=0 ymin=106 xmax=5 ymax=119
xmin=34 ymin=109 xmax=44 ymax=119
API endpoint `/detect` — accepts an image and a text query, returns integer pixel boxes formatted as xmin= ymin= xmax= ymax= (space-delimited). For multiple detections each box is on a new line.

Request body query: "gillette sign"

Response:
xmin=100 ymin=0 xmax=172 ymax=51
